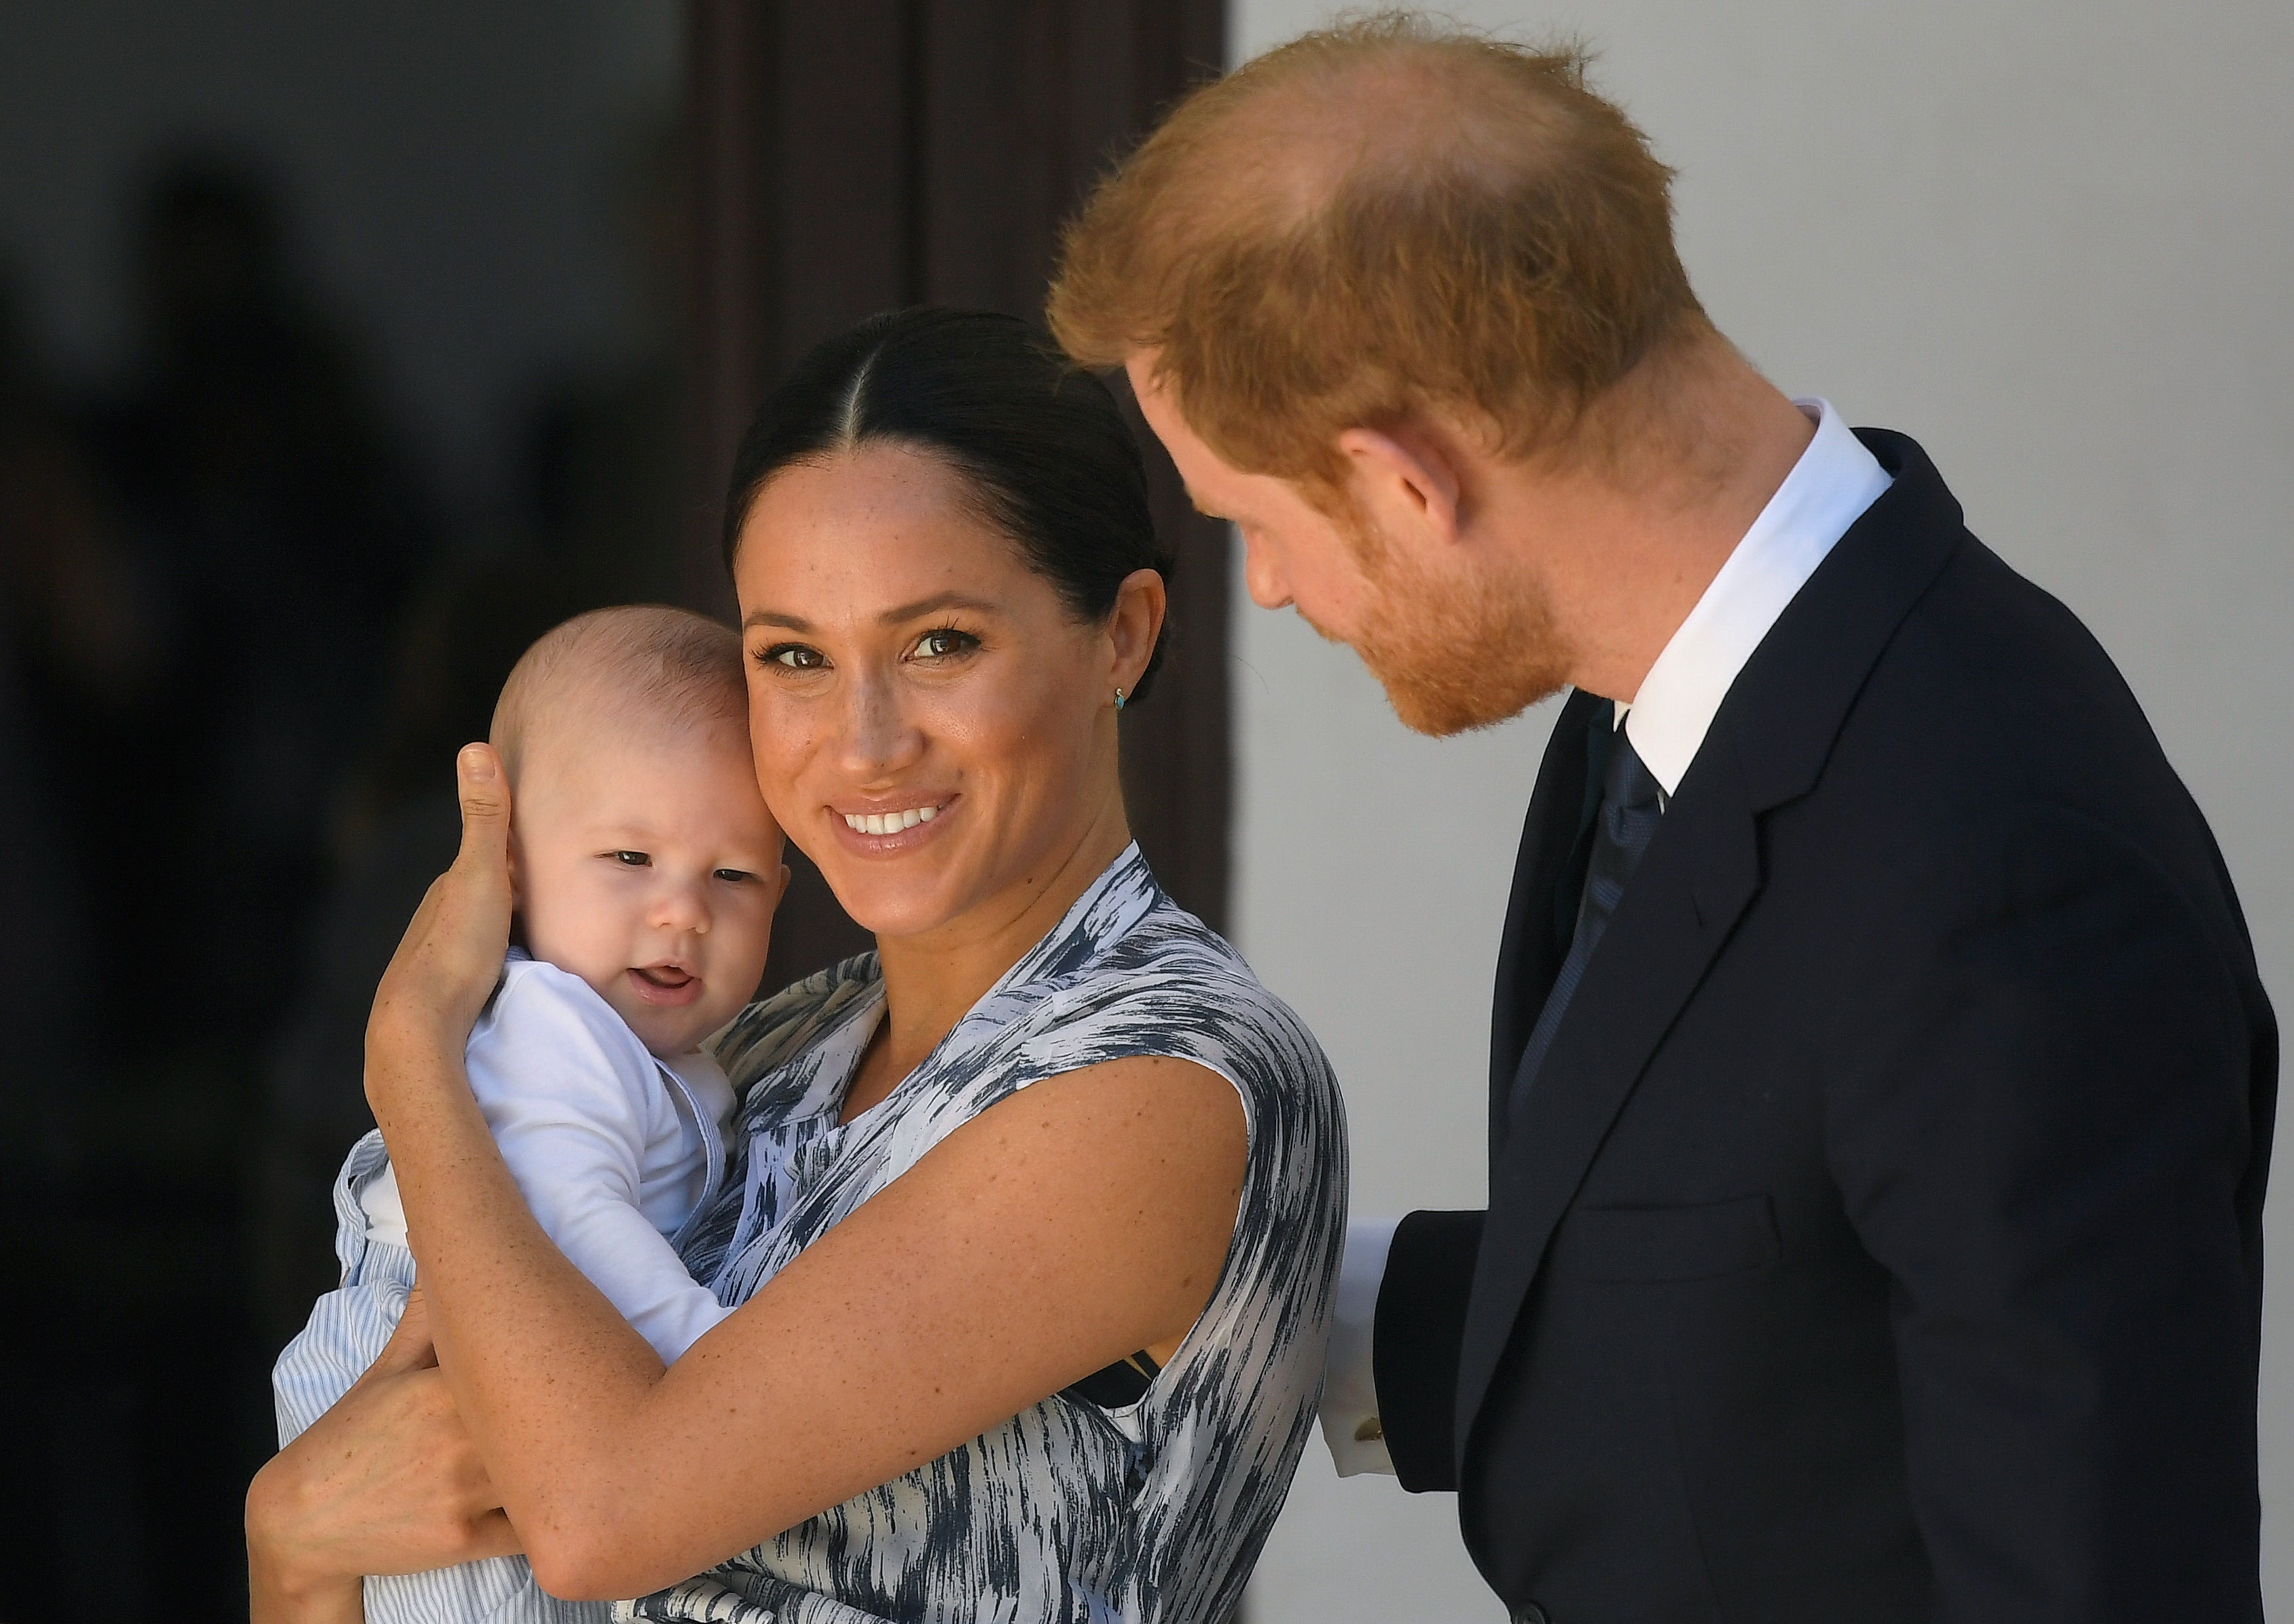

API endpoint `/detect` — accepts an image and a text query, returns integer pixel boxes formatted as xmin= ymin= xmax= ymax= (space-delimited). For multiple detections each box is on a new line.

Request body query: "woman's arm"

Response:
xmin=370 ymin=748 xmax=1249 ymax=1602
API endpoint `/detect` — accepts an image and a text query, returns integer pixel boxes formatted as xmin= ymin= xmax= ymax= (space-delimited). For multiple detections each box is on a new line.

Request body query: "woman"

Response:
xmin=247 ymin=308 xmax=1348 ymax=1623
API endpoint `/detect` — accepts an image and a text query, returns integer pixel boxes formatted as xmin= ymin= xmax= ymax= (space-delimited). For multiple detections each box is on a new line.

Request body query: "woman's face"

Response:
xmin=732 ymin=441 xmax=1143 ymax=943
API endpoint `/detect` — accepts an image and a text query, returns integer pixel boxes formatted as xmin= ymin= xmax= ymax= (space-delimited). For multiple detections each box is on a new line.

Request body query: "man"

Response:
xmin=1050 ymin=16 xmax=2274 ymax=1623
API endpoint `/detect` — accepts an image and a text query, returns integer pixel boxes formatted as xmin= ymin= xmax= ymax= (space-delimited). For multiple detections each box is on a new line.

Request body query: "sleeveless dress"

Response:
xmin=618 ymin=846 xmax=1347 ymax=1624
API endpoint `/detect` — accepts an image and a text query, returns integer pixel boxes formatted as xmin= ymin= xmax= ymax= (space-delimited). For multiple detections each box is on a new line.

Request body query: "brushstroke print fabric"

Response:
xmin=622 ymin=845 xmax=1348 ymax=1624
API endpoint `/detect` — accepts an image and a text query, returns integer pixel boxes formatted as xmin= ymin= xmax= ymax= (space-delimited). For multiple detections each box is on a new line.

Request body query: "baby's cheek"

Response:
xmin=714 ymin=910 xmax=779 ymax=1014
xmin=524 ymin=891 xmax=640 ymax=998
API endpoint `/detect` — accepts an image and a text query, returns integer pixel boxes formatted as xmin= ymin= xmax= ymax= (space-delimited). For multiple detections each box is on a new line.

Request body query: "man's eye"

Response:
xmin=761 ymin=643 xmax=825 ymax=670
xmin=910 ymin=627 xmax=978 ymax=660
xmin=612 ymin=851 xmax=650 ymax=867
xmin=713 ymin=867 xmax=754 ymax=884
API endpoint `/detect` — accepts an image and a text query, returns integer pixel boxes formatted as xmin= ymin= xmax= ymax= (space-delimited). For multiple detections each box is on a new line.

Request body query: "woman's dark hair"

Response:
xmin=720 ymin=307 xmax=1176 ymax=701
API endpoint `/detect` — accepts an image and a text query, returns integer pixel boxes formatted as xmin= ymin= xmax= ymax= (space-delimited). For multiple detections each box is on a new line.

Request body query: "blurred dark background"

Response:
xmin=0 ymin=3 xmax=1223 ymax=1612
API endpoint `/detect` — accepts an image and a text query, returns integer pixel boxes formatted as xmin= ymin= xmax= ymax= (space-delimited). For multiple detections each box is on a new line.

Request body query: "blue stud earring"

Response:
xmin=1113 ymin=686 xmax=1127 ymax=712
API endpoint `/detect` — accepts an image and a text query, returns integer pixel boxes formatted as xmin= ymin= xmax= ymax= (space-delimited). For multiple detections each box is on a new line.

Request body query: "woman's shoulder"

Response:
xmin=1030 ymin=894 xmax=1341 ymax=1113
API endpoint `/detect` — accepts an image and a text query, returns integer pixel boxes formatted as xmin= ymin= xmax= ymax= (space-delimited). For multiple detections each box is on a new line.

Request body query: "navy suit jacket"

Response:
xmin=1373 ymin=429 xmax=2276 ymax=1623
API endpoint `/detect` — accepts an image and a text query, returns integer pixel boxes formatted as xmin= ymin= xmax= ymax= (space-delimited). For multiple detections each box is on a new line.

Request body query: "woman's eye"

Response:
xmin=612 ymin=851 xmax=650 ymax=867
xmin=761 ymin=643 xmax=825 ymax=670
xmin=910 ymin=627 xmax=978 ymax=660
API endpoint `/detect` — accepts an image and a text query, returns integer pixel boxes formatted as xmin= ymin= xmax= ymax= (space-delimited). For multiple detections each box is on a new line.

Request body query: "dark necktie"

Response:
xmin=1506 ymin=719 xmax=1665 ymax=1134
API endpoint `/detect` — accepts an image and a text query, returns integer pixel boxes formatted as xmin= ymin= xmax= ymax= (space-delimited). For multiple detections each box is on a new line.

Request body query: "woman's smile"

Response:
xmin=828 ymin=793 xmax=958 ymax=855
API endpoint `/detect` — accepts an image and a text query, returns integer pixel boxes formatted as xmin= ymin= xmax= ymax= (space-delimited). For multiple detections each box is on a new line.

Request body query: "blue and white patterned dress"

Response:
xmin=621 ymin=845 xmax=1347 ymax=1624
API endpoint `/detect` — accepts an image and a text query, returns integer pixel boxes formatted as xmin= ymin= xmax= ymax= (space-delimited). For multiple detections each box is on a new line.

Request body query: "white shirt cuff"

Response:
xmin=1320 ymin=1215 xmax=1399 ymax=1477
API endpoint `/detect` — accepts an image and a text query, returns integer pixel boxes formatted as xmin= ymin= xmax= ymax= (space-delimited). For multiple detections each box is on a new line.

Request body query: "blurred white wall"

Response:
xmin=1224 ymin=3 xmax=2294 ymax=1620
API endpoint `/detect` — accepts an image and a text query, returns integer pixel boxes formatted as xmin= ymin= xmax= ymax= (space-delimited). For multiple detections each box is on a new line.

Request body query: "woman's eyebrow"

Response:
xmin=880 ymin=591 xmax=1000 ymax=625
xmin=742 ymin=594 xmax=1000 ymax=634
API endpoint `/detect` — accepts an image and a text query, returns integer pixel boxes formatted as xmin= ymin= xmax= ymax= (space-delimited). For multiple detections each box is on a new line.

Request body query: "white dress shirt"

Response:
xmin=1321 ymin=399 xmax=1892 ymax=1475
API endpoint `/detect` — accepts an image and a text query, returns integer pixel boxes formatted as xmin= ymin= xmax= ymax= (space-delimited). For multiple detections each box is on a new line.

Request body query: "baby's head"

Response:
xmin=492 ymin=606 xmax=785 ymax=1056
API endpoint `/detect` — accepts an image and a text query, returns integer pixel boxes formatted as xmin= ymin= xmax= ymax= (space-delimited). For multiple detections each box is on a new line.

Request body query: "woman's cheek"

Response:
xmin=747 ymin=695 xmax=811 ymax=811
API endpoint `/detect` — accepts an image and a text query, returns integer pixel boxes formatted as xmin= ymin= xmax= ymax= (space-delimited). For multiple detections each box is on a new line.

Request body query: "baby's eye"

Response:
xmin=713 ymin=867 xmax=756 ymax=884
xmin=760 ymin=642 xmax=825 ymax=670
xmin=908 ymin=627 xmax=979 ymax=661
xmin=611 ymin=850 xmax=651 ymax=868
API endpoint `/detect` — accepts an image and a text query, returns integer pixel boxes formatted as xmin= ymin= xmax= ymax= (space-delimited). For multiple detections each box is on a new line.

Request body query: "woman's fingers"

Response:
xmin=248 ymin=1362 xmax=520 ymax=1590
xmin=367 ymin=743 xmax=516 ymax=1090
xmin=361 ymin=1286 xmax=439 ymax=1381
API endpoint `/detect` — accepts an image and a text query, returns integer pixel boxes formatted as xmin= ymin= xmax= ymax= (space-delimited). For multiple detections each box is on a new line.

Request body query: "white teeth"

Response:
xmin=843 ymin=805 xmax=941 ymax=834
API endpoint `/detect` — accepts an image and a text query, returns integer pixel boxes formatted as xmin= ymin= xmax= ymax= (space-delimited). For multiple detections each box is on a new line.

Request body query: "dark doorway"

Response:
xmin=683 ymin=1 xmax=1233 ymax=989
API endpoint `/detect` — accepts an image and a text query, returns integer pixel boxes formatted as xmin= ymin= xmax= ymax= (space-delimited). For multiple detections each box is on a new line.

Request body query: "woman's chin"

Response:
xmin=832 ymin=882 xmax=961 ymax=944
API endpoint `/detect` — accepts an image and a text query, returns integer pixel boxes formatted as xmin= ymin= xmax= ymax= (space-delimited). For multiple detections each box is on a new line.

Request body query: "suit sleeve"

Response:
xmin=1372 ymin=1207 xmax=1486 ymax=1492
xmin=1828 ymin=807 xmax=2268 ymax=1621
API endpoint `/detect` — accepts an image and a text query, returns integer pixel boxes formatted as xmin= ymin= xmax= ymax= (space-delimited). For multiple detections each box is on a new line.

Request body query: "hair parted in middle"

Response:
xmin=719 ymin=306 xmax=1178 ymax=702
xmin=1048 ymin=11 xmax=1709 ymax=486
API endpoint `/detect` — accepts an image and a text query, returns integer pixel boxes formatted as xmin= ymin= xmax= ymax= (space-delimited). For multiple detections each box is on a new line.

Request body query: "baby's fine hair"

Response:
xmin=490 ymin=604 xmax=747 ymax=783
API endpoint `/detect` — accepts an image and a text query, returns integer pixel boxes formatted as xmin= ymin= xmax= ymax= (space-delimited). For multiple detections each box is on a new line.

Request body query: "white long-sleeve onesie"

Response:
xmin=272 ymin=951 xmax=737 ymax=1623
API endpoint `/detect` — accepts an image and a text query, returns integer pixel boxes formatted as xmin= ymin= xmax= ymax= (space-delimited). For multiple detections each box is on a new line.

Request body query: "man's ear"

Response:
xmin=1336 ymin=422 xmax=1466 ymax=546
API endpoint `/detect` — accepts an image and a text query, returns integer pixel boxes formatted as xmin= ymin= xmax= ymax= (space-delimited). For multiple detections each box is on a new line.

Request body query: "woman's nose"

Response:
xmin=834 ymin=669 xmax=924 ymax=777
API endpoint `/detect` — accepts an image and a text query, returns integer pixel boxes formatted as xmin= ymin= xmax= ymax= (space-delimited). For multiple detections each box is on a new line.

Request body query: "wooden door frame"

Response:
xmin=682 ymin=0 xmax=1231 ymax=990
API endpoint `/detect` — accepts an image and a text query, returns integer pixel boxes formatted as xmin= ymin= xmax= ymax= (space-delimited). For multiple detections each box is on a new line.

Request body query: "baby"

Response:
xmin=273 ymin=604 xmax=784 ymax=1623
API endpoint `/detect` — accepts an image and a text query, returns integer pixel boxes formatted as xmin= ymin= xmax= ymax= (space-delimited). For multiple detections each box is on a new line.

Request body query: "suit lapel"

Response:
xmin=1455 ymin=748 xmax=1764 ymax=1452
xmin=1451 ymin=428 xmax=1974 ymax=1471
xmin=1486 ymin=688 xmax=1608 ymax=1146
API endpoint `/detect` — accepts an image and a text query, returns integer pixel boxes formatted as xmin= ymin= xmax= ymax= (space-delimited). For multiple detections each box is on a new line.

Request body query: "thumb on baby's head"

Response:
xmin=454 ymin=743 xmax=511 ymax=870
xmin=457 ymin=741 xmax=507 ymax=821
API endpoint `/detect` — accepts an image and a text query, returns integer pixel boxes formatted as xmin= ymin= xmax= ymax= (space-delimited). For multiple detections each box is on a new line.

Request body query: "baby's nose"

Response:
xmin=654 ymin=885 xmax=709 ymax=932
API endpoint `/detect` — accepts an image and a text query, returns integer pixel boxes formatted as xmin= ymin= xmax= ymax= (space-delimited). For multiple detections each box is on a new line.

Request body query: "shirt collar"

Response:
xmin=1616 ymin=399 xmax=1893 ymax=796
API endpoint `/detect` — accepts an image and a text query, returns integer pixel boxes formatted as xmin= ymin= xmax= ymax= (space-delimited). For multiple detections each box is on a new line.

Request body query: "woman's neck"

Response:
xmin=843 ymin=796 xmax=1136 ymax=1120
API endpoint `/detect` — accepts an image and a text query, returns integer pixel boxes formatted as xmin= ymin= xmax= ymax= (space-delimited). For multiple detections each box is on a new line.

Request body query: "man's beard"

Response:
xmin=1303 ymin=531 xmax=1571 ymax=737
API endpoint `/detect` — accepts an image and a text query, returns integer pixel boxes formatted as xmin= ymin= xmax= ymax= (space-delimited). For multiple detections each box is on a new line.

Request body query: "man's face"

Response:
xmin=1127 ymin=354 xmax=1567 ymax=735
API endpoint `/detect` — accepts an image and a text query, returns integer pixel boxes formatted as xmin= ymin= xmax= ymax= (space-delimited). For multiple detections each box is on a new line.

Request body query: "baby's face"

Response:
xmin=511 ymin=720 xmax=785 ymax=1056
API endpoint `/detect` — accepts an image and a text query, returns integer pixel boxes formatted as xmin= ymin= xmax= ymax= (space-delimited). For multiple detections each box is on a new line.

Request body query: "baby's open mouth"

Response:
xmin=630 ymin=964 xmax=701 ymax=1003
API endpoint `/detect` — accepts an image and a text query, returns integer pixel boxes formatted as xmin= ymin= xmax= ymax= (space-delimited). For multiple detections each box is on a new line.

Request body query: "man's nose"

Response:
xmin=1242 ymin=532 xmax=1294 ymax=610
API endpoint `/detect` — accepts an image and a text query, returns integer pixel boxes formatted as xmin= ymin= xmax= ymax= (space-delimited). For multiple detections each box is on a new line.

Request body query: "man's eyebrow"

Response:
xmin=1183 ymin=485 xmax=1233 ymax=522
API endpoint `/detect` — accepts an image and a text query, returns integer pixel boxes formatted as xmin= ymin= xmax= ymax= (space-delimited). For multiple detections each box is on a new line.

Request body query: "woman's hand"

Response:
xmin=367 ymin=744 xmax=515 ymax=1115
xmin=248 ymin=1290 xmax=521 ymax=1622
